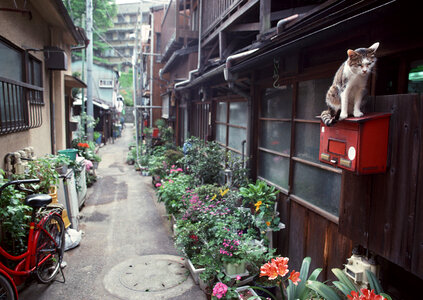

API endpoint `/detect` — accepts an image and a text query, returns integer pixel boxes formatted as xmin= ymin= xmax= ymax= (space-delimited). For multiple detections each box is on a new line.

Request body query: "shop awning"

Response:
xmin=65 ymin=75 xmax=87 ymax=88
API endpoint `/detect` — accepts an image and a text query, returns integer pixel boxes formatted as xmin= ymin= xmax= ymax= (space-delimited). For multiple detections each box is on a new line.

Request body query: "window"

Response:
xmin=215 ymin=100 xmax=247 ymax=155
xmin=258 ymin=77 xmax=342 ymax=217
xmin=258 ymin=86 xmax=292 ymax=191
xmin=0 ymin=38 xmax=44 ymax=134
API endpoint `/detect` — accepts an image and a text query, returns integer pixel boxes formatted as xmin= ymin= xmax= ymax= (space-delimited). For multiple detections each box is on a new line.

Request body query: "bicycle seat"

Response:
xmin=25 ymin=194 xmax=52 ymax=208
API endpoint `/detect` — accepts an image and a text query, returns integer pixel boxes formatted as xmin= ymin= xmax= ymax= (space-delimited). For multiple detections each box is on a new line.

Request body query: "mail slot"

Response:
xmin=319 ymin=113 xmax=391 ymax=174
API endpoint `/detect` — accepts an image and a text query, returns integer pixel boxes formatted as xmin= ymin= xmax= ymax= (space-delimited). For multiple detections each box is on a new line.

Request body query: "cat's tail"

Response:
xmin=320 ymin=109 xmax=337 ymax=126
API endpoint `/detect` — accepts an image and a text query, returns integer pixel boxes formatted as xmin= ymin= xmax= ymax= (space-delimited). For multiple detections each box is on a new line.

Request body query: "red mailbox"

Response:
xmin=319 ymin=113 xmax=391 ymax=174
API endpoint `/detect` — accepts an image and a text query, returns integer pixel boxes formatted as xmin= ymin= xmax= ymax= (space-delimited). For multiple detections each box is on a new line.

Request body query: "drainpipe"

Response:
xmin=150 ymin=11 xmax=154 ymax=127
xmin=50 ymin=69 xmax=56 ymax=154
xmin=276 ymin=14 xmax=300 ymax=34
xmin=174 ymin=0 xmax=202 ymax=90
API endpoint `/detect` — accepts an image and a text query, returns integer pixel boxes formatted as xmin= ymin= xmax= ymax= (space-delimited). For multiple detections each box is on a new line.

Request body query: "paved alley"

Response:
xmin=19 ymin=124 xmax=205 ymax=300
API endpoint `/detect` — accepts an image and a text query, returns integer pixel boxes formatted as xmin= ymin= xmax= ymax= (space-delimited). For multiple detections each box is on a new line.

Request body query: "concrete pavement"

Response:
xmin=18 ymin=124 xmax=206 ymax=300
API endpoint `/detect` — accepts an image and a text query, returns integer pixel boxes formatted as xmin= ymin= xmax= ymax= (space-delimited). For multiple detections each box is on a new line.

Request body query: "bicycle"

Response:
xmin=0 ymin=179 xmax=66 ymax=300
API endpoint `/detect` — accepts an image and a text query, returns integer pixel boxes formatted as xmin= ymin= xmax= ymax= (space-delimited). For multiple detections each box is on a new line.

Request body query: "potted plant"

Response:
xmin=236 ymin=286 xmax=259 ymax=300
xmin=46 ymin=154 xmax=72 ymax=175
xmin=20 ymin=156 xmax=60 ymax=195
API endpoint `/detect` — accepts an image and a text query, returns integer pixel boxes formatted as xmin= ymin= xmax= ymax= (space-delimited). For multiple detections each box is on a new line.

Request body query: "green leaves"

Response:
xmin=306 ymin=280 xmax=342 ymax=300
xmin=287 ymin=257 xmax=322 ymax=300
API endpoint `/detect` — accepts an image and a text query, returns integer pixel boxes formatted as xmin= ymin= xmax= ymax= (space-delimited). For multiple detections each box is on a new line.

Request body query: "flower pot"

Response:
xmin=199 ymin=277 xmax=213 ymax=292
xmin=236 ymin=286 xmax=259 ymax=300
xmin=252 ymin=280 xmax=278 ymax=299
xmin=186 ymin=258 xmax=205 ymax=284
xmin=223 ymin=261 xmax=247 ymax=276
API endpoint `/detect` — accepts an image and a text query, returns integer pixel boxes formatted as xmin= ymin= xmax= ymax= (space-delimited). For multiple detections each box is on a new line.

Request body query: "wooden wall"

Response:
xmin=339 ymin=94 xmax=423 ymax=285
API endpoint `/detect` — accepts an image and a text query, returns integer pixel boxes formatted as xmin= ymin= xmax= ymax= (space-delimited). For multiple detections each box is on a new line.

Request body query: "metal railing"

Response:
xmin=0 ymin=76 xmax=44 ymax=135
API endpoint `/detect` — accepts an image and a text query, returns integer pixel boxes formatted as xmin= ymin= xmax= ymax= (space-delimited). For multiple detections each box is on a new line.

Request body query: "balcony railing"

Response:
xmin=201 ymin=0 xmax=241 ymax=36
xmin=161 ymin=0 xmax=198 ymax=62
xmin=0 ymin=76 xmax=44 ymax=135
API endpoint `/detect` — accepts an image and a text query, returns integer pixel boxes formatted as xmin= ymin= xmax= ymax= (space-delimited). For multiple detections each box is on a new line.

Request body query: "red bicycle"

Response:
xmin=0 ymin=179 xmax=65 ymax=300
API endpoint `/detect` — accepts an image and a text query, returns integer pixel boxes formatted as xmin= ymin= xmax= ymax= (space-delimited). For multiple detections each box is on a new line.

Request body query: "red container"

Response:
xmin=319 ymin=113 xmax=391 ymax=174
xmin=152 ymin=128 xmax=159 ymax=138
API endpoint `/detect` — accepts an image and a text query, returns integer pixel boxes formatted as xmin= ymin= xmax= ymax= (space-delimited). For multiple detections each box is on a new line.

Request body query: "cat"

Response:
xmin=320 ymin=42 xmax=379 ymax=126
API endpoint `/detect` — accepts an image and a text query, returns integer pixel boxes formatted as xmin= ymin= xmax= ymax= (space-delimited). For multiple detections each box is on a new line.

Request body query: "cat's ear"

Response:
xmin=347 ymin=49 xmax=357 ymax=58
xmin=369 ymin=42 xmax=380 ymax=52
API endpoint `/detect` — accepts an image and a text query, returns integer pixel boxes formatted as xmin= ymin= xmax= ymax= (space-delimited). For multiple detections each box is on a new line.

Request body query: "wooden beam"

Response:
xmin=229 ymin=22 xmax=260 ymax=32
xmin=260 ymin=0 xmax=271 ymax=33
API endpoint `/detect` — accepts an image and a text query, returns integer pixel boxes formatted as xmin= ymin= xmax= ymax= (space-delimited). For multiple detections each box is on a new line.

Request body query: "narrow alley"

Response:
xmin=18 ymin=124 xmax=205 ymax=300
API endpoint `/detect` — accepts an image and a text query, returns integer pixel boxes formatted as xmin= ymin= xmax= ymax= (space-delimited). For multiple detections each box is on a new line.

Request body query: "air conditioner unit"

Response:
xmin=44 ymin=47 xmax=68 ymax=70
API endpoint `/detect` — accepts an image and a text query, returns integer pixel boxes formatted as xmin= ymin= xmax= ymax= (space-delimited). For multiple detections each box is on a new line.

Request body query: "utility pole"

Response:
xmin=86 ymin=0 xmax=94 ymax=141
xmin=134 ymin=3 xmax=141 ymax=163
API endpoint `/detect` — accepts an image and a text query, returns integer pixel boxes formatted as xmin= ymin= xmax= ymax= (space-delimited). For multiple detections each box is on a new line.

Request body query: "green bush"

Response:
xmin=0 ymin=170 xmax=31 ymax=255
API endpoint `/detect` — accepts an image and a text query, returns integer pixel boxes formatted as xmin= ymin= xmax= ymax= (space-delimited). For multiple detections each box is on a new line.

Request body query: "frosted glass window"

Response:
xmin=292 ymin=163 xmax=341 ymax=216
xmin=216 ymin=124 xmax=226 ymax=144
xmin=229 ymin=101 xmax=247 ymax=127
xmin=216 ymin=102 xmax=227 ymax=122
xmin=261 ymin=87 xmax=292 ymax=119
xmin=296 ymin=78 xmax=332 ymax=120
xmin=228 ymin=127 xmax=247 ymax=152
xmin=294 ymin=123 xmax=321 ymax=164
xmin=259 ymin=120 xmax=291 ymax=155
xmin=0 ymin=41 xmax=22 ymax=81
xmin=258 ymin=151 xmax=289 ymax=190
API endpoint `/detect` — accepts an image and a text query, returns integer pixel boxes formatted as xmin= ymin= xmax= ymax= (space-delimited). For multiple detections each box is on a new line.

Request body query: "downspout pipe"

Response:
xmin=174 ymin=0 xmax=202 ymax=90
xmin=276 ymin=14 xmax=300 ymax=34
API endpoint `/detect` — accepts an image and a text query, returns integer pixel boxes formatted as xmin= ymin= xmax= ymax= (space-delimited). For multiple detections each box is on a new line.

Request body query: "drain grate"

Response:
xmin=118 ymin=257 xmax=188 ymax=292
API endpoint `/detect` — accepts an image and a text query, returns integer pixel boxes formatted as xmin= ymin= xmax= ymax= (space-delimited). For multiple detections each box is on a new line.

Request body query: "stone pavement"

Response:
xmin=19 ymin=124 xmax=206 ymax=300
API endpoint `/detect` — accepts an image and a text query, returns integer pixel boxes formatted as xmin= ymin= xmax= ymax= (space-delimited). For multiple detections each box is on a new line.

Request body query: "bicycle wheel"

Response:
xmin=0 ymin=274 xmax=16 ymax=300
xmin=35 ymin=213 xmax=65 ymax=283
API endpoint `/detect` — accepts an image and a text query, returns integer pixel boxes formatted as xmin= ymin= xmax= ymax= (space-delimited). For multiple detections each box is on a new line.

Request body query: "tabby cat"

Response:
xmin=320 ymin=42 xmax=379 ymax=126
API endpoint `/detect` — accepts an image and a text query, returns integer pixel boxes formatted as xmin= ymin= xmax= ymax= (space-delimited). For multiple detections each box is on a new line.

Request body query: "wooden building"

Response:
xmin=158 ymin=0 xmax=423 ymax=298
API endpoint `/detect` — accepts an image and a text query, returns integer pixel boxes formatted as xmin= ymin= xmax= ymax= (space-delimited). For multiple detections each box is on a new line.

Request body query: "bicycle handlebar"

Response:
xmin=0 ymin=179 xmax=40 ymax=195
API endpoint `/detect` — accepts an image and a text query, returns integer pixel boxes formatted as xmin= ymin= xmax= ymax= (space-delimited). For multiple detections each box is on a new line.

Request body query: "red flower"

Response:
xmin=260 ymin=261 xmax=279 ymax=280
xmin=273 ymin=257 xmax=289 ymax=277
xmin=288 ymin=270 xmax=301 ymax=285
xmin=347 ymin=289 xmax=386 ymax=300
xmin=77 ymin=142 xmax=90 ymax=148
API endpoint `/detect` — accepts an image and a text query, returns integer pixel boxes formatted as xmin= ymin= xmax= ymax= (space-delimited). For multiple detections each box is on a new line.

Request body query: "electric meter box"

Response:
xmin=319 ymin=113 xmax=391 ymax=174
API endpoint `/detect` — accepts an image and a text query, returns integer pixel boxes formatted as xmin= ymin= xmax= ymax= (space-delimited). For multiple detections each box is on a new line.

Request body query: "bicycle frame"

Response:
xmin=0 ymin=213 xmax=60 ymax=287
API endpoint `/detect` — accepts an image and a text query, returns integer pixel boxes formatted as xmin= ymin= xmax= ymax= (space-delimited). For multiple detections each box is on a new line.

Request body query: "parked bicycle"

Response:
xmin=0 ymin=179 xmax=65 ymax=300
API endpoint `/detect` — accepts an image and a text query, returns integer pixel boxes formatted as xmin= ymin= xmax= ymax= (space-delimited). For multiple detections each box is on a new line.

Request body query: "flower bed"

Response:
xmin=147 ymin=136 xmax=391 ymax=300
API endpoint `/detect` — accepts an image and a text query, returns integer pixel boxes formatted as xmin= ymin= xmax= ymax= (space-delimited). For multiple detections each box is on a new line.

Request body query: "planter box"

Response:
xmin=186 ymin=258 xmax=205 ymax=285
xmin=236 ymin=286 xmax=259 ymax=300
xmin=223 ymin=261 xmax=248 ymax=276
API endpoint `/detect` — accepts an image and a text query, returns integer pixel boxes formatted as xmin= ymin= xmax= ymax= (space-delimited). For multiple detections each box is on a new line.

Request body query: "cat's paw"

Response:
xmin=339 ymin=112 xmax=348 ymax=120
xmin=353 ymin=111 xmax=364 ymax=118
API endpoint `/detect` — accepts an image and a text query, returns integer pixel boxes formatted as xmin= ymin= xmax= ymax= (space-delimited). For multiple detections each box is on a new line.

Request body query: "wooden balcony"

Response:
xmin=161 ymin=0 xmax=198 ymax=62
xmin=201 ymin=0 xmax=259 ymax=46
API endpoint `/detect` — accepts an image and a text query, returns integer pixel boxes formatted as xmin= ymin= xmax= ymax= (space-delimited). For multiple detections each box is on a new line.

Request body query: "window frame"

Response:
xmin=0 ymin=37 xmax=44 ymax=135
xmin=214 ymin=97 xmax=248 ymax=155
xmin=257 ymin=72 xmax=342 ymax=221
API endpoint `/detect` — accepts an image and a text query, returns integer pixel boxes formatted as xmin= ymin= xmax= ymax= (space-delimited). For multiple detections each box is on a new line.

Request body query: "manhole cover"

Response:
xmin=104 ymin=255 xmax=196 ymax=300
xmin=119 ymin=258 xmax=188 ymax=291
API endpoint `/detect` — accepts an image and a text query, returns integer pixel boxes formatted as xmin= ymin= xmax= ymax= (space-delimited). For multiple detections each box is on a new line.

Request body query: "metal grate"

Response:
xmin=0 ymin=75 xmax=44 ymax=135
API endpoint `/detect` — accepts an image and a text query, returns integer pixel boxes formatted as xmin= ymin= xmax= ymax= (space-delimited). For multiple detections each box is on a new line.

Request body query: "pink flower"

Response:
xmin=155 ymin=183 xmax=162 ymax=187
xmin=236 ymin=275 xmax=241 ymax=281
xmin=168 ymin=179 xmax=174 ymax=183
xmin=212 ymin=282 xmax=228 ymax=299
